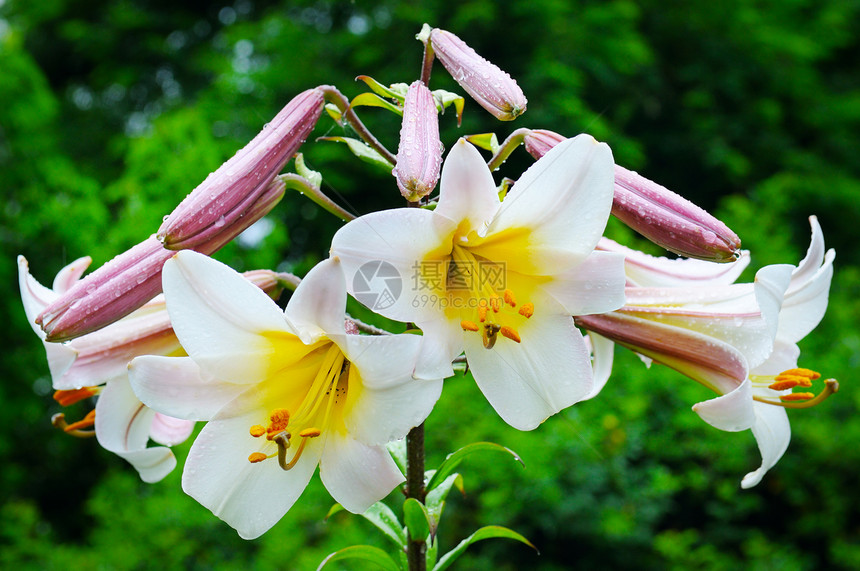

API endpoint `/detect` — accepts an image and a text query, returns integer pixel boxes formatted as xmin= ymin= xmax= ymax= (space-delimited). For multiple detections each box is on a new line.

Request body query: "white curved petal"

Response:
xmin=340 ymin=333 xmax=423 ymax=389
xmin=741 ymin=402 xmax=791 ymax=489
xmin=286 ymin=258 xmax=347 ymax=343
xmin=163 ymin=251 xmax=291 ymax=383
xmin=182 ymin=412 xmax=322 ymax=540
xmin=787 ymin=215 xmax=825 ymax=291
xmin=111 ymin=447 xmax=177 ymax=484
xmin=475 ymin=135 xmax=615 ymax=275
xmin=583 ymin=332 xmax=614 ymax=400
xmin=319 ymin=432 xmax=404 ymax=513
xmin=465 ymin=311 xmax=593 ymax=430
xmin=344 ymin=371 xmax=442 ymax=445
xmin=330 ymin=208 xmax=456 ymax=324
xmin=779 ymin=249 xmax=834 ymax=344
xmin=598 ymin=237 xmax=751 ymax=287
xmin=691 ymin=378 xmax=755 ymax=432
xmin=149 ymin=413 xmax=195 ymax=446
xmin=128 ymin=355 xmax=247 ymax=421
xmin=753 ymin=264 xmax=794 ymax=347
xmin=413 ymin=318 xmax=462 ymax=380
xmin=434 ymin=138 xmax=500 ymax=234
xmin=52 ymin=256 xmax=92 ymax=293
xmin=541 ymin=250 xmax=626 ymax=315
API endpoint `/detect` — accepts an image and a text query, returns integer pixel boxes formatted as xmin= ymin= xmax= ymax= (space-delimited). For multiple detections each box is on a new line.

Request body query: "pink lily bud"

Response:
xmin=37 ymin=178 xmax=285 ymax=341
xmin=157 ymin=88 xmax=324 ymax=249
xmin=523 ymin=129 xmax=741 ymax=262
xmin=392 ymin=81 xmax=442 ymax=201
xmin=429 ymin=28 xmax=527 ymax=121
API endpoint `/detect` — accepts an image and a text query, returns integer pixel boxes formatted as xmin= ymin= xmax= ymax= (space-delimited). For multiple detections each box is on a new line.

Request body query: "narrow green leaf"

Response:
xmin=426 ymin=535 xmax=439 ymax=570
xmin=432 ymin=526 xmax=537 ymax=571
xmin=350 ymin=92 xmax=404 ymax=115
xmin=317 ymin=545 xmax=402 ymax=571
xmin=294 ymin=153 xmax=322 ymax=188
xmin=387 ymin=439 xmax=407 ymax=475
xmin=403 ymin=498 xmax=431 ymax=543
xmin=432 ymin=89 xmax=465 ymax=126
xmin=355 ymin=75 xmax=406 ymax=102
xmin=424 ymin=473 xmax=464 ymax=537
xmin=361 ymin=502 xmax=408 ymax=547
xmin=465 ymin=133 xmax=500 ymax=153
xmin=426 ymin=442 xmax=523 ymax=493
xmin=325 ymin=503 xmax=345 ymax=520
xmin=324 ymin=103 xmax=343 ymax=122
xmin=318 ymin=136 xmax=394 ymax=170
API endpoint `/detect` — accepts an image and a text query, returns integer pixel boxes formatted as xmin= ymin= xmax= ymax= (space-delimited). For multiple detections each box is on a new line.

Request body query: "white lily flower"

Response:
xmin=128 ymin=251 xmax=442 ymax=539
xmin=578 ymin=217 xmax=837 ymax=487
xmin=18 ymin=255 xmax=194 ymax=483
xmin=331 ymin=135 xmax=626 ymax=430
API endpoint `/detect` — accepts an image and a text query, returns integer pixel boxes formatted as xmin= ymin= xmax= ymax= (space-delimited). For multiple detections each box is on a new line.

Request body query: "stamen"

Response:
xmin=299 ymin=427 xmax=322 ymax=438
xmin=53 ymin=386 xmax=100 ymax=406
xmin=276 ymin=431 xmax=310 ymax=471
xmin=482 ymin=323 xmax=501 ymax=349
xmin=780 ymin=393 xmax=815 ymax=401
xmin=499 ymin=325 xmax=521 ymax=343
xmin=249 ymin=425 xmax=266 ymax=437
xmin=490 ymin=294 xmax=502 ymax=313
xmin=266 ymin=408 xmax=291 ymax=440
xmin=50 ymin=412 xmax=97 ymax=438
xmin=460 ymin=320 xmax=479 ymax=332
xmin=248 ymin=452 xmax=268 ymax=463
xmin=780 ymin=368 xmax=821 ymax=380
xmin=768 ymin=380 xmax=799 ymax=391
xmin=477 ymin=304 xmax=488 ymax=322
xmin=754 ymin=378 xmax=839 ymax=409
xmin=62 ymin=410 xmax=97 ymax=432
xmin=518 ymin=303 xmax=534 ymax=318
xmin=503 ymin=289 xmax=517 ymax=307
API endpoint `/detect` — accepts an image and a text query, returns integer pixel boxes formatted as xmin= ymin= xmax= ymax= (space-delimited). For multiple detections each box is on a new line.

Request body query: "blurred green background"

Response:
xmin=2 ymin=0 xmax=859 ymax=569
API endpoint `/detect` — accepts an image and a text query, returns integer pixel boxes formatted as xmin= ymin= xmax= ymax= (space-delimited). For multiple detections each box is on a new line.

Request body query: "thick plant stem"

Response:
xmin=406 ymin=423 xmax=427 ymax=571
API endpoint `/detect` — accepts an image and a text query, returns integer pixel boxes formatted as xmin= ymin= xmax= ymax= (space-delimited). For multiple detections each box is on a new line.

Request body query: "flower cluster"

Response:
xmin=18 ymin=25 xmax=837 ymax=544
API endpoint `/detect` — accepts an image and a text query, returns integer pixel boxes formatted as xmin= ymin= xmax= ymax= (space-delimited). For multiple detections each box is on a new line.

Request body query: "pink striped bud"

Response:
xmin=429 ymin=28 xmax=527 ymax=121
xmin=392 ymin=81 xmax=442 ymax=201
xmin=36 ymin=178 xmax=285 ymax=341
xmin=523 ymin=129 xmax=741 ymax=262
xmin=157 ymin=88 xmax=323 ymax=249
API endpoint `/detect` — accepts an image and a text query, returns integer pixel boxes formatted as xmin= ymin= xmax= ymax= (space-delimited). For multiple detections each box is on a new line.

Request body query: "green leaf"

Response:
xmin=432 ymin=89 xmax=465 ymax=126
xmin=403 ymin=498 xmax=431 ymax=544
xmin=361 ymin=502 xmax=408 ymax=548
xmin=350 ymin=92 xmax=403 ymax=116
xmin=317 ymin=545 xmax=402 ymax=571
xmin=432 ymin=526 xmax=537 ymax=571
xmin=387 ymin=439 xmax=407 ymax=475
xmin=294 ymin=153 xmax=322 ymax=188
xmin=465 ymin=133 xmax=500 ymax=153
xmin=425 ymin=473 xmax=464 ymax=537
xmin=355 ymin=75 xmax=408 ymax=102
xmin=324 ymin=102 xmax=343 ymax=122
xmin=325 ymin=503 xmax=345 ymax=520
xmin=426 ymin=442 xmax=523 ymax=493
xmin=318 ymin=136 xmax=394 ymax=170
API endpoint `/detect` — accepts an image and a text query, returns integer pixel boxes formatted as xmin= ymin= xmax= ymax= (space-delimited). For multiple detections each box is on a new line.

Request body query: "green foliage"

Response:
xmin=2 ymin=0 xmax=859 ymax=569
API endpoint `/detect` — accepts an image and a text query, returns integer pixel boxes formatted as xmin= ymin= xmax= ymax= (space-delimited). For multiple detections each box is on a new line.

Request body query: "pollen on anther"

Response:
xmin=780 ymin=392 xmax=815 ymax=402
xmin=477 ymin=305 xmax=488 ymax=322
xmin=299 ymin=427 xmax=322 ymax=438
xmin=503 ymin=289 xmax=517 ymax=307
xmin=781 ymin=368 xmax=821 ymax=380
xmin=490 ymin=294 xmax=501 ymax=313
xmin=249 ymin=425 xmax=266 ymax=437
xmin=518 ymin=303 xmax=534 ymax=318
xmin=500 ymin=325 xmax=521 ymax=343
xmin=768 ymin=380 xmax=799 ymax=391
xmin=248 ymin=452 xmax=268 ymax=463
xmin=461 ymin=319 xmax=479 ymax=332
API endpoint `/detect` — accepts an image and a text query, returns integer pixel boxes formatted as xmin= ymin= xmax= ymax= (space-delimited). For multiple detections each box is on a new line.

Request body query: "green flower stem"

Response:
xmin=277 ymin=173 xmax=355 ymax=221
xmin=486 ymin=128 xmax=531 ymax=172
xmin=406 ymin=423 xmax=427 ymax=571
xmin=319 ymin=85 xmax=397 ymax=166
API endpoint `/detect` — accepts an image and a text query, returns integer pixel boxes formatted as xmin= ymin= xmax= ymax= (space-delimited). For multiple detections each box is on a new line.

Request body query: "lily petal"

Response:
xmin=541 ymin=250 xmax=626 ymax=315
xmin=692 ymin=378 xmax=755 ymax=432
xmin=128 ymin=355 xmax=247 ymax=421
xmin=741 ymin=401 xmax=791 ymax=489
xmin=465 ymin=310 xmax=593 ymax=430
xmin=474 ymin=135 xmax=614 ymax=275
xmin=434 ymin=139 xmax=500 ymax=234
xmin=583 ymin=332 xmax=614 ymax=400
xmin=181 ymin=410 xmax=322 ymax=540
xmin=149 ymin=413 xmax=195 ymax=447
xmin=285 ymin=257 xmax=347 ymax=343
xmin=162 ymin=251 xmax=292 ymax=383
xmin=319 ymin=431 xmax=404 ymax=513
xmin=412 ymin=318 xmax=463 ymax=380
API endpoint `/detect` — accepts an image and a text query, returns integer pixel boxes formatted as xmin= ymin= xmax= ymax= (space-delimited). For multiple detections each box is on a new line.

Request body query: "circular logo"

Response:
xmin=353 ymin=260 xmax=402 ymax=311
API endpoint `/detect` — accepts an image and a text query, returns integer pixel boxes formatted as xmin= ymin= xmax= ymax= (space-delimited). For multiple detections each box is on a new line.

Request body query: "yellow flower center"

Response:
xmin=448 ymin=245 xmax=534 ymax=349
xmin=750 ymin=367 xmax=839 ymax=409
xmin=246 ymin=343 xmax=348 ymax=470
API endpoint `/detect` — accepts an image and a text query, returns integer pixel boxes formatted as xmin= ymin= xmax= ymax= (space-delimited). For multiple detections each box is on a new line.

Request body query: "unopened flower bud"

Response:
xmin=429 ymin=28 xmax=527 ymax=121
xmin=392 ymin=81 xmax=442 ymax=201
xmin=523 ymin=129 xmax=742 ymax=262
xmin=158 ymin=88 xmax=324 ymax=249
xmin=37 ymin=178 xmax=286 ymax=341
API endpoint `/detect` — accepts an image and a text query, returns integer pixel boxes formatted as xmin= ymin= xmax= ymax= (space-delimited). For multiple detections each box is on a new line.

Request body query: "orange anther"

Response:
xmin=503 ymin=289 xmax=517 ymax=307
xmin=63 ymin=409 xmax=96 ymax=432
xmin=768 ymin=380 xmax=799 ymax=391
xmin=249 ymin=425 xmax=266 ymax=437
xmin=780 ymin=368 xmax=820 ymax=380
xmin=53 ymin=386 xmax=99 ymax=407
xmin=780 ymin=392 xmax=815 ymax=402
xmin=518 ymin=303 xmax=534 ymax=318
xmin=299 ymin=427 xmax=322 ymax=438
xmin=248 ymin=452 xmax=268 ymax=463
xmin=500 ymin=325 xmax=521 ymax=343
xmin=477 ymin=305 xmax=488 ymax=322
xmin=460 ymin=320 xmax=480 ymax=332
xmin=490 ymin=295 xmax=501 ymax=313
